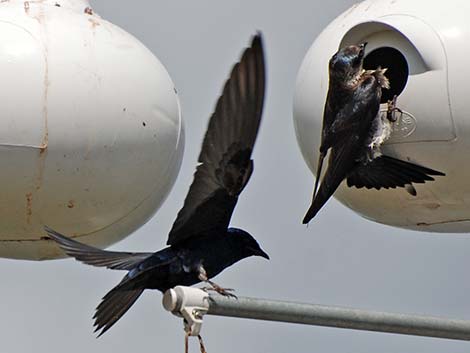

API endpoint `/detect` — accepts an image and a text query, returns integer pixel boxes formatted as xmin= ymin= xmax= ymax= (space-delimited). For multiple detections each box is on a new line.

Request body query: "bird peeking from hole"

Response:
xmin=45 ymin=33 xmax=268 ymax=349
xmin=303 ymin=42 xmax=445 ymax=224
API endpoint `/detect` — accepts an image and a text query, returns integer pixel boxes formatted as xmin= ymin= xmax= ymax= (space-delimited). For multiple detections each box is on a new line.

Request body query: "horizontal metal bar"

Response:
xmin=207 ymin=295 xmax=470 ymax=341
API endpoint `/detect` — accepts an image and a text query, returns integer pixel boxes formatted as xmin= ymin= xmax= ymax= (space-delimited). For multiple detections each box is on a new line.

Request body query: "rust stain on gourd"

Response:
xmin=26 ymin=10 xmax=50 ymax=223
xmin=25 ymin=193 xmax=33 ymax=224
xmin=33 ymin=32 xmax=49 ymax=192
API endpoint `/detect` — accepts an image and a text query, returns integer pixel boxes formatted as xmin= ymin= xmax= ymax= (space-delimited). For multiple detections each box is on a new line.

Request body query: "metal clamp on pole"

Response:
xmin=163 ymin=286 xmax=470 ymax=341
xmin=162 ymin=286 xmax=210 ymax=336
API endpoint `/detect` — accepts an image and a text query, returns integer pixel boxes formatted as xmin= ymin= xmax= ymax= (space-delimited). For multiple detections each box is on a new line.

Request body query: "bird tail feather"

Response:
xmin=93 ymin=280 xmax=144 ymax=337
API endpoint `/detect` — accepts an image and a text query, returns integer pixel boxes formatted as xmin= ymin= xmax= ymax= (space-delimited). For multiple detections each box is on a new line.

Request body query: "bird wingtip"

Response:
xmin=302 ymin=214 xmax=312 ymax=225
xmin=250 ymin=31 xmax=264 ymax=51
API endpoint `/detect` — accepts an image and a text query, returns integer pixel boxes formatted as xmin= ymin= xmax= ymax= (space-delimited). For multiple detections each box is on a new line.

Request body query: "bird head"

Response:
xmin=227 ymin=228 xmax=269 ymax=260
xmin=329 ymin=42 xmax=367 ymax=83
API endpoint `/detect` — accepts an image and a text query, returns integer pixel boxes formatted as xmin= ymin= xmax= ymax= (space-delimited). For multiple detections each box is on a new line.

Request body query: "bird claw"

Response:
xmin=218 ymin=289 xmax=238 ymax=298
xmin=386 ymin=95 xmax=402 ymax=123
xmin=202 ymin=283 xmax=237 ymax=298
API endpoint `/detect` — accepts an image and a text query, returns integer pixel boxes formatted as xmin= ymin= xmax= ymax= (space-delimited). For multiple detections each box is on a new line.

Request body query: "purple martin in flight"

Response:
xmin=303 ymin=43 xmax=444 ymax=224
xmin=45 ymin=34 xmax=268 ymax=336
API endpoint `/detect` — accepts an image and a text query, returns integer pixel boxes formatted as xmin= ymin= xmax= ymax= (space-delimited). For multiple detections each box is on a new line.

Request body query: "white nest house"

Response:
xmin=0 ymin=0 xmax=184 ymax=259
xmin=294 ymin=0 xmax=470 ymax=232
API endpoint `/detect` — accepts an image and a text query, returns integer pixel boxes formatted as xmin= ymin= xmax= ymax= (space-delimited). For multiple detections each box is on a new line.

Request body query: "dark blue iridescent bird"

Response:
xmin=45 ymin=34 xmax=268 ymax=336
xmin=303 ymin=43 xmax=445 ymax=223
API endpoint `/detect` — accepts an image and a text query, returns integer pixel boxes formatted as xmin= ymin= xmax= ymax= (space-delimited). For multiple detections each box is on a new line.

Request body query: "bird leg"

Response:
xmin=203 ymin=280 xmax=237 ymax=298
xmin=198 ymin=265 xmax=237 ymax=298
xmin=386 ymin=95 xmax=402 ymax=123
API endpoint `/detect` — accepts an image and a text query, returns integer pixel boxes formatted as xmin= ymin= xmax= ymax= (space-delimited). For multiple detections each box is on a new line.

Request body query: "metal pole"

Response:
xmin=206 ymin=294 xmax=470 ymax=341
xmin=162 ymin=287 xmax=470 ymax=340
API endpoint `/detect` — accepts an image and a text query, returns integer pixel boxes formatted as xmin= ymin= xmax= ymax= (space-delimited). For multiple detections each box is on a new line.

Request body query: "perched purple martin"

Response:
xmin=303 ymin=43 xmax=444 ymax=224
xmin=45 ymin=34 xmax=268 ymax=336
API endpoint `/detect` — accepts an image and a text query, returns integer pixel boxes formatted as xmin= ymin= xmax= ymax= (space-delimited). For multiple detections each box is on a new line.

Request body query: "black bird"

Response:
xmin=45 ymin=34 xmax=268 ymax=337
xmin=303 ymin=43 xmax=444 ymax=224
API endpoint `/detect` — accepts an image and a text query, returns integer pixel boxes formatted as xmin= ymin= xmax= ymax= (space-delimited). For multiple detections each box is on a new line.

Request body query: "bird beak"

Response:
xmin=251 ymin=247 xmax=270 ymax=260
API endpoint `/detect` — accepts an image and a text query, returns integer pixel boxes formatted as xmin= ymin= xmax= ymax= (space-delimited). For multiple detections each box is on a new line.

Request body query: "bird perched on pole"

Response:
xmin=45 ymin=33 xmax=268 ymax=337
xmin=303 ymin=43 xmax=444 ymax=224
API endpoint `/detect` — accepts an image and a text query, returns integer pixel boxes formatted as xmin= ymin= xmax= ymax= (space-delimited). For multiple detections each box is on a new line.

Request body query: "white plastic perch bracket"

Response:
xmin=162 ymin=286 xmax=210 ymax=336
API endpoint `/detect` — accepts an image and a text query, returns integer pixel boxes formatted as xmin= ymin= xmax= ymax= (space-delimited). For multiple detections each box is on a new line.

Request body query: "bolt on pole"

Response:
xmin=163 ymin=286 xmax=470 ymax=341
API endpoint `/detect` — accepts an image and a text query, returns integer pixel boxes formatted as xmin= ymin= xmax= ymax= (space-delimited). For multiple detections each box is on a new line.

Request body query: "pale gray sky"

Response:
xmin=1 ymin=1 xmax=470 ymax=352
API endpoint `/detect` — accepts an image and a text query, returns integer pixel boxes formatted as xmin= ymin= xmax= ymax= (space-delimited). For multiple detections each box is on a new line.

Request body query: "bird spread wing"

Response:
xmin=44 ymin=226 xmax=152 ymax=270
xmin=346 ymin=155 xmax=445 ymax=190
xmin=167 ymin=34 xmax=265 ymax=246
